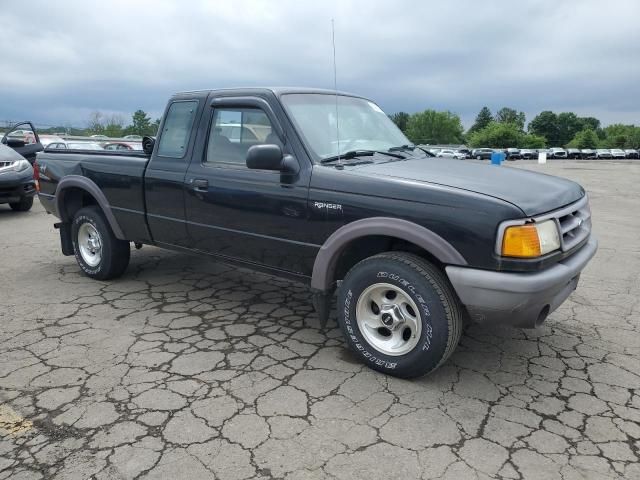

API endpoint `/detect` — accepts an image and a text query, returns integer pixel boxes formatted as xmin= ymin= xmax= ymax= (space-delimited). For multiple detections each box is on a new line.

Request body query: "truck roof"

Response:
xmin=173 ymin=87 xmax=365 ymax=99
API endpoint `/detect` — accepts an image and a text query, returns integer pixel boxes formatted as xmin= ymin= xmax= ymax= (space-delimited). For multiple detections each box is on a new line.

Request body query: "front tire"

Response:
xmin=9 ymin=196 xmax=33 ymax=211
xmin=71 ymin=206 xmax=130 ymax=280
xmin=337 ymin=252 xmax=463 ymax=378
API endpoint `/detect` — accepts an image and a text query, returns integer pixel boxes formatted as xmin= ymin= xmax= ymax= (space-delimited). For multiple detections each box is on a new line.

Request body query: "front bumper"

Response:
xmin=446 ymin=237 xmax=598 ymax=328
xmin=0 ymin=171 xmax=36 ymax=204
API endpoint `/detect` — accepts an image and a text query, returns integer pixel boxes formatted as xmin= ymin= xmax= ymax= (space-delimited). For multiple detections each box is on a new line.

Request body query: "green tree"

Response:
xmin=495 ymin=107 xmax=525 ymax=131
xmin=567 ymin=128 xmax=599 ymax=149
xmin=151 ymin=118 xmax=161 ymax=135
xmin=557 ymin=112 xmax=583 ymax=146
xmin=467 ymin=122 xmax=522 ymax=148
xmin=389 ymin=112 xmax=410 ymax=132
xmin=86 ymin=111 xmax=105 ymax=135
xmin=127 ymin=110 xmax=153 ymax=136
xmin=625 ymin=127 xmax=640 ymax=148
xmin=578 ymin=117 xmax=600 ymax=131
xmin=468 ymin=106 xmax=494 ymax=134
xmin=520 ymin=133 xmax=547 ymax=148
xmin=405 ymin=110 xmax=464 ymax=145
xmin=104 ymin=114 xmax=125 ymax=138
xmin=528 ymin=111 xmax=559 ymax=145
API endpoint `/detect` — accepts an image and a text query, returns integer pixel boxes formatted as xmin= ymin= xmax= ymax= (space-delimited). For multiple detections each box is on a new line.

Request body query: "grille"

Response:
xmin=552 ymin=196 xmax=592 ymax=252
xmin=0 ymin=161 xmax=13 ymax=169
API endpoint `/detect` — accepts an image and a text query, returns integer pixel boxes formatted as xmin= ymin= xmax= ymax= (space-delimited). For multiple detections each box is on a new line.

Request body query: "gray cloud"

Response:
xmin=1 ymin=0 xmax=638 ymax=129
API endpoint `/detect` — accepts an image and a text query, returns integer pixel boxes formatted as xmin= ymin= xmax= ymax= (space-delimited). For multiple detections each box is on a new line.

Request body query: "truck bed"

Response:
xmin=36 ymin=149 xmax=151 ymax=242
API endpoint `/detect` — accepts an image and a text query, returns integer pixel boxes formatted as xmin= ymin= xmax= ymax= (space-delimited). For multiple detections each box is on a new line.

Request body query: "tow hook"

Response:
xmin=134 ymin=242 xmax=143 ymax=250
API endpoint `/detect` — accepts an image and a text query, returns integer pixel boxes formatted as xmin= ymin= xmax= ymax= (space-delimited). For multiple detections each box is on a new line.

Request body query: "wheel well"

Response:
xmin=60 ymin=187 xmax=98 ymax=222
xmin=333 ymin=235 xmax=445 ymax=282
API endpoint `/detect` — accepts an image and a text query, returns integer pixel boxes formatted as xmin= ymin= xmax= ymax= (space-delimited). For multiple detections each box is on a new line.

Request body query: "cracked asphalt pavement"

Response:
xmin=1 ymin=160 xmax=639 ymax=479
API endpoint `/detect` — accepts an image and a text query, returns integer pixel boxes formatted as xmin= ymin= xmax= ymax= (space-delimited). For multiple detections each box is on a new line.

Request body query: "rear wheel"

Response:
xmin=9 ymin=196 xmax=33 ymax=212
xmin=337 ymin=252 xmax=463 ymax=378
xmin=71 ymin=206 xmax=130 ymax=280
xmin=476 ymin=155 xmax=481 ymax=160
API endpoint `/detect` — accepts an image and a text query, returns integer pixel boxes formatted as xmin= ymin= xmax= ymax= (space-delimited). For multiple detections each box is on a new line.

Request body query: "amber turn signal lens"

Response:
xmin=501 ymin=225 xmax=541 ymax=258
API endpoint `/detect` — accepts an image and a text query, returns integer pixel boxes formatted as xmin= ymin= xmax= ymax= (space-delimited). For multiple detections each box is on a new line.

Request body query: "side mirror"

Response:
xmin=142 ymin=136 xmax=155 ymax=155
xmin=7 ymin=138 xmax=26 ymax=148
xmin=246 ymin=144 xmax=283 ymax=170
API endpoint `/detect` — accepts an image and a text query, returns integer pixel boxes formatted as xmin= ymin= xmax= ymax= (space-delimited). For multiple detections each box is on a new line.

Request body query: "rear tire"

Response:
xmin=337 ymin=252 xmax=463 ymax=378
xmin=9 ymin=196 xmax=33 ymax=212
xmin=71 ymin=206 xmax=130 ymax=280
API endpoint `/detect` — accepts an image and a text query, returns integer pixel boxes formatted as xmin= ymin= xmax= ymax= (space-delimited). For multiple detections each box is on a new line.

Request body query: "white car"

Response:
xmin=437 ymin=149 xmax=466 ymax=160
xmin=610 ymin=149 xmax=626 ymax=159
xmin=549 ymin=148 xmax=567 ymax=159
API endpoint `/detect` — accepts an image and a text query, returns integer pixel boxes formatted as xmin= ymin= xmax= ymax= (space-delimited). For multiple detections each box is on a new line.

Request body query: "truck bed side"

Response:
xmin=36 ymin=149 xmax=151 ymax=242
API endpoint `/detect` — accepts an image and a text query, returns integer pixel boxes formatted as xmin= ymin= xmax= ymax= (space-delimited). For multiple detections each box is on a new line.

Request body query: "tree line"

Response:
xmin=389 ymin=107 xmax=640 ymax=149
xmin=36 ymin=110 xmax=160 ymax=137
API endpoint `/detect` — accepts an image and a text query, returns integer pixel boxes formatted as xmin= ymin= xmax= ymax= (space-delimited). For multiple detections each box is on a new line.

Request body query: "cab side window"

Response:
xmin=205 ymin=107 xmax=280 ymax=166
xmin=157 ymin=101 xmax=198 ymax=158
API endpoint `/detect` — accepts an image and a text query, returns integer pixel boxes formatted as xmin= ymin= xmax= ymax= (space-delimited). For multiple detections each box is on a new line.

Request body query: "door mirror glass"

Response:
xmin=246 ymin=144 xmax=283 ymax=170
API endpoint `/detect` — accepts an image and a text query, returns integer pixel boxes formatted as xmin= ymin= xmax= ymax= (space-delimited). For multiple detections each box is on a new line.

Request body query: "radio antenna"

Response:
xmin=331 ymin=18 xmax=342 ymax=168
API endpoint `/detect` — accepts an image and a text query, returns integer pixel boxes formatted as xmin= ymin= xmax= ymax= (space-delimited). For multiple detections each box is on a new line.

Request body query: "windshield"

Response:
xmin=281 ymin=93 xmax=410 ymax=162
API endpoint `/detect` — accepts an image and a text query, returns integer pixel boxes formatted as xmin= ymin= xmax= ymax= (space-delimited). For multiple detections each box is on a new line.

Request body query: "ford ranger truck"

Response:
xmin=35 ymin=88 xmax=597 ymax=378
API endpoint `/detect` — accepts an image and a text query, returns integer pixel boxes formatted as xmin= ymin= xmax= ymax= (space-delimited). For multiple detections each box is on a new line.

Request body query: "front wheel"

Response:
xmin=337 ymin=252 xmax=463 ymax=378
xmin=71 ymin=206 xmax=130 ymax=280
xmin=9 ymin=196 xmax=33 ymax=211
xmin=476 ymin=155 xmax=481 ymax=160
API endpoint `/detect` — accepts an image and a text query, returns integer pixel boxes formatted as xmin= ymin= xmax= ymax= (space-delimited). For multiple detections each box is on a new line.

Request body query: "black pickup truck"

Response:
xmin=35 ymin=88 xmax=597 ymax=378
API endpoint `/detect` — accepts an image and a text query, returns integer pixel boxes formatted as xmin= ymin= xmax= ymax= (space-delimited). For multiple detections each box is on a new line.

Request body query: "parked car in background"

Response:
xmin=610 ymin=149 xmax=626 ymax=159
xmin=624 ymin=149 xmax=639 ymax=159
xmin=103 ymin=142 xmax=143 ymax=151
xmin=549 ymin=148 xmax=567 ymax=159
xmin=73 ymin=142 xmax=103 ymax=150
xmin=596 ymin=149 xmax=612 ymax=159
xmin=506 ymin=148 xmax=521 ymax=160
xmin=436 ymin=149 xmax=466 ymax=160
xmin=0 ymin=143 xmax=36 ymax=211
xmin=65 ymin=142 xmax=104 ymax=150
xmin=472 ymin=148 xmax=493 ymax=160
xmin=123 ymin=135 xmax=143 ymax=140
xmin=46 ymin=142 xmax=67 ymax=150
xmin=581 ymin=149 xmax=596 ymax=159
xmin=38 ymin=135 xmax=65 ymax=147
xmin=1 ymin=121 xmax=44 ymax=164
xmin=519 ymin=148 xmax=536 ymax=159
xmin=457 ymin=148 xmax=471 ymax=158
xmin=90 ymin=135 xmax=109 ymax=140
xmin=566 ymin=148 xmax=581 ymax=159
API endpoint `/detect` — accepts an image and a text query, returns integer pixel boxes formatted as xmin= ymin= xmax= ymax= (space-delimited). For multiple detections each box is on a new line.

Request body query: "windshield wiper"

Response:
xmin=388 ymin=144 xmax=415 ymax=152
xmin=320 ymin=149 xmax=406 ymax=164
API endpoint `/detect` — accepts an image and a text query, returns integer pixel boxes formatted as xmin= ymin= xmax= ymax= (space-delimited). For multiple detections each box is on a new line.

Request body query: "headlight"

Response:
xmin=12 ymin=159 xmax=31 ymax=172
xmin=501 ymin=220 xmax=560 ymax=258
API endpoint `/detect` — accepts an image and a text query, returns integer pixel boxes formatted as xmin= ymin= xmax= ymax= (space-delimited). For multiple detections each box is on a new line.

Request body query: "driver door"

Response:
xmin=1 ymin=121 xmax=44 ymax=163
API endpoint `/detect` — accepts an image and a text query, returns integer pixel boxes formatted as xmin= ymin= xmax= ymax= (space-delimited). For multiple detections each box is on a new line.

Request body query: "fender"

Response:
xmin=311 ymin=217 xmax=467 ymax=292
xmin=54 ymin=175 xmax=126 ymax=240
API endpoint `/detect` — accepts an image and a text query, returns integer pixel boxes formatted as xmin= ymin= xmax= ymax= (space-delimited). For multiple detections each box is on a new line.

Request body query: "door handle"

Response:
xmin=190 ymin=178 xmax=209 ymax=191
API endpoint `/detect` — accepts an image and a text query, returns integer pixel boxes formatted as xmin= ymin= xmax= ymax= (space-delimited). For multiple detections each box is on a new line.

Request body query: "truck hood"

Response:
xmin=350 ymin=157 xmax=584 ymax=216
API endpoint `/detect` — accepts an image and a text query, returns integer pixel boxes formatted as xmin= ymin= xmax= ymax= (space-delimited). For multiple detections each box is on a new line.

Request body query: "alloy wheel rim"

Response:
xmin=355 ymin=282 xmax=422 ymax=356
xmin=78 ymin=223 xmax=102 ymax=267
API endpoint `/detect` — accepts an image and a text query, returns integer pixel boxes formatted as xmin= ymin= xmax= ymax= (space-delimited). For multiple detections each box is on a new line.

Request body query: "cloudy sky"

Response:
xmin=1 ymin=0 xmax=639 ymax=129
